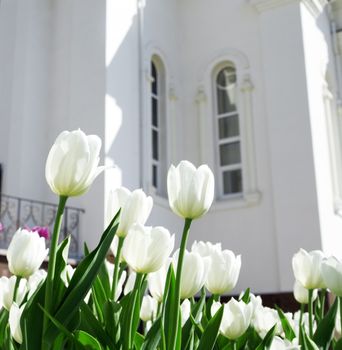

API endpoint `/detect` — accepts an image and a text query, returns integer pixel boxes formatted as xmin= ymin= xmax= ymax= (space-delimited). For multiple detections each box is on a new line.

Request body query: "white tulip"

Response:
xmin=206 ymin=249 xmax=241 ymax=295
xmin=322 ymin=256 xmax=342 ymax=297
xmin=7 ymin=229 xmax=48 ymax=278
xmin=292 ymin=249 xmax=326 ymax=289
xmin=122 ymin=224 xmax=174 ymax=274
xmin=45 ymin=129 xmax=105 ymax=197
xmin=238 ymin=291 xmax=263 ymax=319
xmin=0 ymin=276 xmax=27 ymax=311
xmin=212 ymin=298 xmax=252 ymax=340
xmin=124 ymin=272 xmax=136 ymax=295
xmin=173 ymin=249 xmax=209 ymax=299
xmin=252 ymin=306 xmax=282 ymax=338
xmin=269 ymin=336 xmax=300 ymax=350
xmin=9 ymin=303 xmax=25 ymax=344
xmin=167 ymin=160 xmax=214 ymax=219
xmin=181 ymin=299 xmax=191 ymax=326
xmin=148 ymin=260 xmax=170 ymax=302
xmin=27 ymin=269 xmax=47 ymax=298
xmin=140 ymin=295 xmax=158 ymax=322
xmin=293 ymin=280 xmax=317 ymax=304
xmin=107 ymin=187 xmax=153 ymax=237
xmin=191 ymin=240 xmax=222 ymax=257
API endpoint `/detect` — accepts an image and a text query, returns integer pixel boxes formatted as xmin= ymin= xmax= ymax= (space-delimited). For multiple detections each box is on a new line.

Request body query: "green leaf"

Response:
xmin=275 ymin=305 xmax=296 ymax=341
xmin=20 ymin=280 xmax=46 ymax=350
xmin=255 ymin=324 xmax=276 ymax=350
xmin=300 ymin=324 xmax=319 ymax=350
xmin=313 ymin=296 xmax=338 ymax=348
xmin=182 ymin=290 xmax=206 ymax=350
xmin=334 ymin=338 xmax=342 ymax=350
xmin=79 ymin=302 xmax=116 ymax=349
xmin=74 ymin=330 xmax=102 ymax=350
xmin=197 ymin=305 xmax=223 ymax=350
xmin=44 ymin=210 xmax=120 ymax=344
xmin=134 ymin=333 xmax=144 ymax=350
xmin=141 ymin=317 xmax=161 ymax=350
xmin=103 ymin=300 xmax=121 ymax=343
xmin=240 ymin=288 xmax=251 ymax=304
xmin=163 ymin=265 xmax=177 ymax=350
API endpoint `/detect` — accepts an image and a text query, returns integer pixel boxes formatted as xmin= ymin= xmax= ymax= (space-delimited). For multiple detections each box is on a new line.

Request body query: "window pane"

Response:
xmin=220 ymin=142 xmax=241 ymax=166
xmin=152 ymin=130 xmax=158 ymax=160
xmin=223 ymin=169 xmax=242 ymax=194
xmin=152 ymin=97 xmax=158 ymax=127
xmin=151 ymin=62 xmax=157 ymax=95
xmin=218 ymin=115 xmax=239 ymax=139
xmin=216 ymin=67 xmax=237 ymax=114
xmin=152 ymin=164 xmax=158 ymax=187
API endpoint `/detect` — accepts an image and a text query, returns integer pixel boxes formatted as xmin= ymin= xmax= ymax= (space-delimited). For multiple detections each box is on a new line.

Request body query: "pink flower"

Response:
xmin=23 ymin=226 xmax=49 ymax=239
xmin=0 ymin=223 xmax=3 ymax=232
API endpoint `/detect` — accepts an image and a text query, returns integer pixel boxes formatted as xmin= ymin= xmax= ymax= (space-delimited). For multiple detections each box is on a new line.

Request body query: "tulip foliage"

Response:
xmin=1 ymin=130 xmax=342 ymax=350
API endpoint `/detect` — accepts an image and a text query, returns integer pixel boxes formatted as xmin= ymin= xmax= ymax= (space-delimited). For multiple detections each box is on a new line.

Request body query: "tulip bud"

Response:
xmin=167 ymin=160 xmax=214 ymax=219
xmin=293 ymin=280 xmax=317 ymax=304
xmin=27 ymin=269 xmax=47 ymax=299
xmin=7 ymin=229 xmax=48 ymax=278
xmin=181 ymin=299 xmax=191 ymax=326
xmin=269 ymin=336 xmax=300 ymax=350
xmin=205 ymin=249 xmax=241 ymax=295
xmin=213 ymin=298 xmax=252 ymax=340
xmin=45 ymin=129 xmax=105 ymax=197
xmin=173 ymin=249 xmax=209 ymax=299
xmin=148 ymin=260 xmax=170 ymax=302
xmin=122 ymin=224 xmax=174 ymax=274
xmin=322 ymin=256 xmax=342 ymax=297
xmin=107 ymin=187 xmax=153 ymax=237
xmin=292 ymin=249 xmax=326 ymax=290
xmin=0 ymin=276 xmax=27 ymax=311
xmin=9 ymin=303 xmax=25 ymax=344
xmin=140 ymin=295 xmax=158 ymax=322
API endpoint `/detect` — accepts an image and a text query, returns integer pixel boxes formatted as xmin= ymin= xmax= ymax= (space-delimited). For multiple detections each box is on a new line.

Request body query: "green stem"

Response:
xmin=233 ymin=341 xmax=237 ymax=350
xmin=299 ymin=303 xmax=304 ymax=329
xmin=110 ymin=236 xmax=125 ymax=300
xmin=43 ymin=196 xmax=68 ymax=337
xmin=339 ymin=297 xmax=342 ymax=339
xmin=320 ymin=289 xmax=326 ymax=320
xmin=126 ymin=273 xmax=144 ymax=350
xmin=213 ymin=294 xmax=220 ymax=302
xmin=170 ymin=218 xmax=192 ymax=350
xmin=308 ymin=289 xmax=314 ymax=338
xmin=12 ymin=276 xmax=22 ymax=304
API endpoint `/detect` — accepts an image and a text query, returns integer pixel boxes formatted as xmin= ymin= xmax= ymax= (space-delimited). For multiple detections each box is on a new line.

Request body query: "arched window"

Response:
xmin=214 ymin=63 xmax=243 ymax=197
xmin=150 ymin=55 xmax=167 ymax=195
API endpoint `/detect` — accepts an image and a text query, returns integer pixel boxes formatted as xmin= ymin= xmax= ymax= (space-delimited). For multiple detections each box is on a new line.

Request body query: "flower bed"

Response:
xmin=0 ymin=129 xmax=341 ymax=350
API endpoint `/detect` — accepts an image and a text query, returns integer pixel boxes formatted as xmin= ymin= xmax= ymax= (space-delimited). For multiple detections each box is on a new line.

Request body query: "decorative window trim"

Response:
xmin=323 ymin=77 xmax=342 ymax=216
xmin=196 ymin=50 xmax=261 ymax=207
xmin=141 ymin=43 xmax=178 ymax=200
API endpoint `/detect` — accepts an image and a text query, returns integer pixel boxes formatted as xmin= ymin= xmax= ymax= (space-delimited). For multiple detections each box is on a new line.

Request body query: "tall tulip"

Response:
xmin=7 ymin=229 xmax=48 ymax=278
xmin=293 ymin=280 xmax=317 ymax=304
xmin=45 ymin=129 xmax=104 ymax=197
xmin=122 ymin=224 xmax=174 ymax=274
xmin=167 ymin=160 xmax=214 ymax=220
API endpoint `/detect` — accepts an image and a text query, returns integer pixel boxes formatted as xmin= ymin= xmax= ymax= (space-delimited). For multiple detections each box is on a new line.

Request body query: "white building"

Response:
xmin=1 ymin=0 xmax=342 ymax=295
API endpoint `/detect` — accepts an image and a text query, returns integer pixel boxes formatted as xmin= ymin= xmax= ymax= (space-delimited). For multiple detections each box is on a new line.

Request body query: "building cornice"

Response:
xmin=248 ymin=0 xmax=328 ymax=17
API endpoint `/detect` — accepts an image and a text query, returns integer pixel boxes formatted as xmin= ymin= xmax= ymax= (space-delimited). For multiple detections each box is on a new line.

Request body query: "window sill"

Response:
xmin=212 ymin=190 xmax=261 ymax=211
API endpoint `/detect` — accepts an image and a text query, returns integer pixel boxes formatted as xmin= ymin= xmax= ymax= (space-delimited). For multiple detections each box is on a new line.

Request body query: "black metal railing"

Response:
xmin=0 ymin=194 xmax=84 ymax=259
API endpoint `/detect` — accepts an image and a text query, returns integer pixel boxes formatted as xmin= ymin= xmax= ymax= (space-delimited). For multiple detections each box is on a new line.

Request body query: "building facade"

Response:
xmin=1 ymin=0 xmax=342 ymax=294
